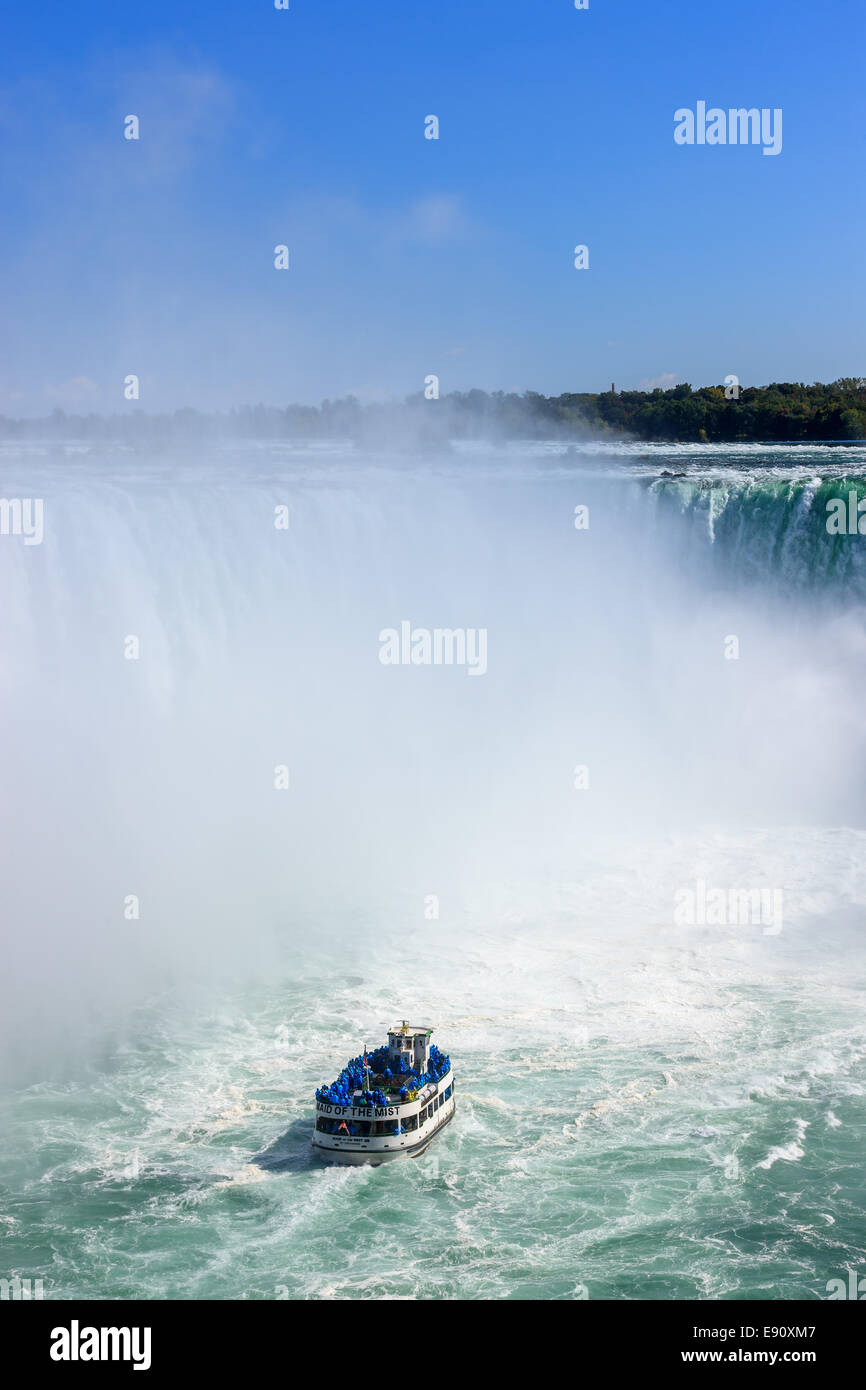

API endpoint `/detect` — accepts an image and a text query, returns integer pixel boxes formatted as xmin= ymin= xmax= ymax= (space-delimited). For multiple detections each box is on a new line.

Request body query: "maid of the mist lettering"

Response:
xmin=674 ymin=102 xmax=782 ymax=156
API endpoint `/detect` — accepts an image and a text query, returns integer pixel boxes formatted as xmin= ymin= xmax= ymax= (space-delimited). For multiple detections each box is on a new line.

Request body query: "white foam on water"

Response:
xmin=0 ymin=446 xmax=864 ymax=1299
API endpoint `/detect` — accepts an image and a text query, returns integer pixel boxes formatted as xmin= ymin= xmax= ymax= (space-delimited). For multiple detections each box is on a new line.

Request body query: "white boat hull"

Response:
xmin=312 ymin=1070 xmax=456 ymax=1166
xmin=313 ymin=1110 xmax=455 ymax=1166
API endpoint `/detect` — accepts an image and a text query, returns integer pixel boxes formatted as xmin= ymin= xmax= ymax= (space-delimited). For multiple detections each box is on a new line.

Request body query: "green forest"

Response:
xmin=534 ymin=378 xmax=866 ymax=442
xmin=1 ymin=379 xmax=864 ymax=444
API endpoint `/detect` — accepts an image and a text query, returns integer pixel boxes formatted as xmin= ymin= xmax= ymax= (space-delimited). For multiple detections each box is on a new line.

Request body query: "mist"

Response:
xmin=1 ymin=447 xmax=864 ymax=1084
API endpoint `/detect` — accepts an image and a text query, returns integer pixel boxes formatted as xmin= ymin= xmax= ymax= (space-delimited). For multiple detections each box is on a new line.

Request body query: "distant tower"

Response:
xmin=611 ymin=382 xmax=616 ymax=393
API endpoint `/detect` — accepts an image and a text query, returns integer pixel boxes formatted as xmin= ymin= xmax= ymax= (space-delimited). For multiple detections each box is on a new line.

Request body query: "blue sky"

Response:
xmin=0 ymin=0 xmax=863 ymax=413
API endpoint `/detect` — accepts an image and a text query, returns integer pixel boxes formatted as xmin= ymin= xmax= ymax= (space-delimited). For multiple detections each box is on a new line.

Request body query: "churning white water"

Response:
xmin=0 ymin=442 xmax=864 ymax=1299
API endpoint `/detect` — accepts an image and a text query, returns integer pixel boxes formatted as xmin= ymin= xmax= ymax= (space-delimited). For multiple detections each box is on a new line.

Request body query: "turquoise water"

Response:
xmin=1 ymin=443 xmax=865 ymax=1300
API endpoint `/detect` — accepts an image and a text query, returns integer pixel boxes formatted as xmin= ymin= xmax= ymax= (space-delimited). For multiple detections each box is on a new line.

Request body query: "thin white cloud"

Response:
xmin=637 ymin=372 xmax=680 ymax=391
xmin=275 ymin=189 xmax=475 ymax=250
xmin=389 ymin=194 xmax=473 ymax=246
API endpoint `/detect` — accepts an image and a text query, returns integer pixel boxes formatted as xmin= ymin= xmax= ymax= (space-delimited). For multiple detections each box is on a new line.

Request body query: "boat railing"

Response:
xmin=315 ymin=1069 xmax=451 ymax=1111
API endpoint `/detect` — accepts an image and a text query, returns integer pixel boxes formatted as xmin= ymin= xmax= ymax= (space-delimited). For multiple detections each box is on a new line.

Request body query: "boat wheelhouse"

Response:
xmin=312 ymin=1021 xmax=455 ymax=1165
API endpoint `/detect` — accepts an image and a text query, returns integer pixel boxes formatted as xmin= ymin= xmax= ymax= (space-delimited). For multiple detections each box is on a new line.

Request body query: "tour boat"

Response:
xmin=312 ymin=1022 xmax=455 ymax=1165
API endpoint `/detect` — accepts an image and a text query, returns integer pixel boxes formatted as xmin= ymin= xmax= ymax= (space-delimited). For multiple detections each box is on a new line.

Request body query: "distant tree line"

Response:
xmin=1 ymin=379 xmax=864 ymax=445
xmin=563 ymin=379 xmax=866 ymax=442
